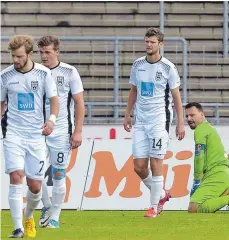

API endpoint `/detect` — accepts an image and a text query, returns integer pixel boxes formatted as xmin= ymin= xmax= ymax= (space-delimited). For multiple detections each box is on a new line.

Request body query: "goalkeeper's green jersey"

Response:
xmin=194 ymin=120 xmax=229 ymax=180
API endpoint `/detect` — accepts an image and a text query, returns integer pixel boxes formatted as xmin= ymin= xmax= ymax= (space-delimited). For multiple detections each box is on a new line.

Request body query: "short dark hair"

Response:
xmin=37 ymin=35 xmax=60 ymax=50
xmin=185 ymin=102 xmax=203 ymax=112
xmin=145 ymin=28 xmax=164 ymax=42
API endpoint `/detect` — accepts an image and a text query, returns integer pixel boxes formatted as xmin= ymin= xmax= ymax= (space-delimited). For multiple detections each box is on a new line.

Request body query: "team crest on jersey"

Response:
xmin=155 ymin=72 xmax=162 ymax=81
xmin=31 ymin=81 xmax=38 ymax=92
xmin=57 ymin=76 xmax=64 ymax=86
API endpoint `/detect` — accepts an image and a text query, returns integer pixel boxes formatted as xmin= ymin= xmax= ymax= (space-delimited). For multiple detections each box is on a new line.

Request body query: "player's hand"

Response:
xmin=124 ymin=115 xmax=132 ymax=132
xmin=190 ymin=179 xmax=200 ymax=196
xmin=41 ymin=120 xmax=54 ymax=136
xmin=70 ymin=131 xmax=82 ymax=149
xmin=176 ymin=123 xmax=185 ymax=140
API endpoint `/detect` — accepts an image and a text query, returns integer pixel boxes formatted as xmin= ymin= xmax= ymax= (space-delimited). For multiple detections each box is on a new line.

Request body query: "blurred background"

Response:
xmin=1 ymin=1 xmax=229 ymax=125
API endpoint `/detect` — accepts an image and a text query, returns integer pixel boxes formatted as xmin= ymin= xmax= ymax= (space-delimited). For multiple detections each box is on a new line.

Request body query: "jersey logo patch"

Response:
xmin=18 ymin=93 xmax=35 ymax=111
xmin=31 ymin=81 xmax=38 ymax=92
xmin=57 ymin=76 xmax=64 ymax=86
xmin=195 ymin=144 xmax=205 ymax=156
xmin=141 ymin=82 xmax=154 ymax=97
xmin=156 ymin=72 xmax=162 ymax=81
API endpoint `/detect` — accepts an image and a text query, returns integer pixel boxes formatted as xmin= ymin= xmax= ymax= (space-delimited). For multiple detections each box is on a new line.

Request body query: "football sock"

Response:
xmin=41 ymin=180 xmax=52 ymax=209
xmin=143 ymin=172 xmax=166 ymax=199
xmin=24 ymin=189 xmax=41 ymax=219
xmin=51 ymin=178 xmax=66 ymax=222
xmin=8 ymin=184 xmax=24 ymax=231
xmin=142 ymin=171 xmax=153 ymax=190
xmin=150 ymin=175 xmax=164 ymax=210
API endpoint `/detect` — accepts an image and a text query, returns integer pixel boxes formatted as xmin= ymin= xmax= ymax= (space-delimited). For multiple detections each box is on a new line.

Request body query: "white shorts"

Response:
xmin=3 ymin=136 xmax=46 ymax=180
xmin=46 ymin=133 xmax=71 ymax=169
xmin=132 ymin=123 xmax=170 ymax=159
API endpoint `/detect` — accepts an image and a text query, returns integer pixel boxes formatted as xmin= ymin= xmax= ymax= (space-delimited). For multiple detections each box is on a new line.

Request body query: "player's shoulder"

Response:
xmin=1 ymin=65 xmax=15 ymax=77
xmin=133 ymin=56 xmax=147 ymax=68
xmin=34 ymin=62 xmax=51 ymax=74
xmin=59 ymin=62 xmax=76 ymax=70
xmin=160 ymin=57 xmax=176 ymax=68
xmin=56 ymin=62 xmax=79 ymax=76
xmin=194 ymin=121 xmax=211 ymax=136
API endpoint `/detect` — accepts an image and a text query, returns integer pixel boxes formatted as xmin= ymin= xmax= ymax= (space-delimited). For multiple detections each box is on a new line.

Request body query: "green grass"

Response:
xmin=1 ymin=210 xmax=229 ymax=240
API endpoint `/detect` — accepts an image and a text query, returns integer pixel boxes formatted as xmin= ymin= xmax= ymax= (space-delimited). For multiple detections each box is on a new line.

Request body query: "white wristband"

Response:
xmin=48 ymin=114 xmax=56 ymax=124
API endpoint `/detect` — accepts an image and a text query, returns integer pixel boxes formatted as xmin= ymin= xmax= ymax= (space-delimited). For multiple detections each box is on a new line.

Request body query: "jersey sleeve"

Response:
xmin=194 ymin=127 xmax=207 ymax=180
xmin=44 ymin=69 xmax=58 ymax=99
xmin=70 ymin=68 xmax=84 ymax=95
xmin=0 ymin=77 xmax=7 ymax=101
xmin=129 ymin=63 xmax=137 ymax=86
xmin=168 ymin=65 xmax=180 ymax=89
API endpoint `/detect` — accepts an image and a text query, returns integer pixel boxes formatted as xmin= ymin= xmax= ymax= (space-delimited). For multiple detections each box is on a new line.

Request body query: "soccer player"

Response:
xmin=123 ymin=28 xmax=185 ymax=217
xmin=185 ymin=102 xmax=229 ymax=213
xmin=1 ymin=35 xmax=59 ymax=238
xmin=37 ymin=36 xmax=85 ymax=228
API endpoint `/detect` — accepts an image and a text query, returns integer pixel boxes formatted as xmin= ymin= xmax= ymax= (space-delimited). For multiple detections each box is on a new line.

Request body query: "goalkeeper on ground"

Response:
xmin=185 ymin=102 xmax=229 ymax=213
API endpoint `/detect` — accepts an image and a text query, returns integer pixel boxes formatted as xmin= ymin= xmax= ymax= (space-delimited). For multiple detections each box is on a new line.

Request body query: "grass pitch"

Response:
xmin=1 ymin=210 xmax=229 ymax=240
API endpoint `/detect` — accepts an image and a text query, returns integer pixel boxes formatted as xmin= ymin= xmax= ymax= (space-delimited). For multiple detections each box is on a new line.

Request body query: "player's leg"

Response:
xmin=39 ymin=147 xmax=52 ymax=227
xmin=132 ymin=124 xmax=151 ymax=188
xmin=132 ymin=124 xmax=156 ymax=217
xmin=148 ymin=126 xmax=171 ymax=216
xmin=24 ymin=140 xmax=46 ymax=237
xmin=189 ymin=167 xmax=229 ymax=213
xmin=47 ymin=147 xmax=71 ymax=228
xmin=41 ymin=148 xmax=52 ymax=209
xmin=3 ymin=137 xmax=25 ymax=238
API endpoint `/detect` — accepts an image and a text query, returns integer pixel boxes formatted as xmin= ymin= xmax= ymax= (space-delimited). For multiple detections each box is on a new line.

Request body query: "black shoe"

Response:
xmin=9 ymin=228 xmax=24 ymax=238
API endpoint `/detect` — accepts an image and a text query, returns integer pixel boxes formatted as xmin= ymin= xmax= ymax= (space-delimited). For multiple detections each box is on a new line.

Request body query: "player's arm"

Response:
xmin=71 ymin=92 xmax=85 ymax=148
xmin=169 ymin=65 xmax=185 ymax=140
xmin=69 ymin=67 xmax=85 ymax=148
xmin=1 ymin=101 xmax=5 ymax=118
xmin=193 ymin=129 xmax=206 ymax=180
xmin=171 ymin=88 xmax=185 ymax=140
xmin=124 ymin=64 xmax=137 ymax=132
xmin=1 ymin=79 xmax=7 ymax=118
xmin=190 ymin=128 xmax=207 ymax=196
xmin=42 ymin=69 xmax=59 ymax=136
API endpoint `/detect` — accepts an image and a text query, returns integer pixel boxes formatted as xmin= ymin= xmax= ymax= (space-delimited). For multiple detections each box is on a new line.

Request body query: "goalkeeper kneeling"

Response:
xmin=185 ymin=102 xmax=229 ymax=213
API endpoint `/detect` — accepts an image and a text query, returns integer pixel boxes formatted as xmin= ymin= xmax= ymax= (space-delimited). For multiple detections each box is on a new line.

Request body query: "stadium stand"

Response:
xmin=1 ymin=1 xmax=228 ymax=123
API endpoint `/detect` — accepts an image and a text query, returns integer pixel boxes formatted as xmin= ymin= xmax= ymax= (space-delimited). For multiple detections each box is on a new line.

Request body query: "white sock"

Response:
xmin=51 ymin=178 xmax=66 ymax=222
xmin=24 ymin=189 xmax=41 ymax=219
xmin=142 ymin=172 xmax=166 ymax=199
xmin=41 ymin=180 xmax=52 ymax=208
xmin=150 ymin=176 xmax=164 ymax=211
xmin=8 ymin=184 xmax=24 ymax=231
xmin=142 ymin=171 xmax=153 ymax=190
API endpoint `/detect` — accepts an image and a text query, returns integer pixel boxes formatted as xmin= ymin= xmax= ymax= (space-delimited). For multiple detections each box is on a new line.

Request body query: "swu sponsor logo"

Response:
xmin=18 ymin=93 xmax=34 ymax=111
xmin=141 ymin=82 xmax=154 ymax=97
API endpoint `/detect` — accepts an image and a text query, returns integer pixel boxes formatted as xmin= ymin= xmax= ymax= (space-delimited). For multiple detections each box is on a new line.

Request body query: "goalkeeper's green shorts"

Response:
xmin=190 ymin=166 xmax=229 ymax=204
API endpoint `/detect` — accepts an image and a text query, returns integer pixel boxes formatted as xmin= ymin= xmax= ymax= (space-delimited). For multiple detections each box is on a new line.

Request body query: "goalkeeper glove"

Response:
xmin=190 ymin=179 xmax=200 ymax=197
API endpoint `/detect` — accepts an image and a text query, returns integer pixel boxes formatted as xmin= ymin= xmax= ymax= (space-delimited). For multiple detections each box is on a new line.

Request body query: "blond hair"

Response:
xmin=8 ymin=35 xmax=34 ymax=53
xmin=145 ymin=28 xmax=164 ymax=42
xmin=37 ymin=36 xmax=60 ymax=50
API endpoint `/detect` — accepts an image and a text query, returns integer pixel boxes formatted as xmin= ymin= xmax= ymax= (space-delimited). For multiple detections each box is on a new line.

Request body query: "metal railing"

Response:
xmin=1 ymin=36 xmax=188 ymax=123
xmin=84 ymin=102 xmax=229 ymax=125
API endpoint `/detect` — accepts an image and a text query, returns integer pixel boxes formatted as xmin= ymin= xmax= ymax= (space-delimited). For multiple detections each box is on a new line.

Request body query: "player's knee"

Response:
xmin=188 ymin=203 xmax=199 ymax=213
xmin=52 ymin=167 xmax=65 ymax=181
xmin=9 ymin=170 xmax=24 ymax=184
xmin=26 ymin=178 xmax=42 ymax=194
xmin=134 ymin=165 xmax=148 ymax=179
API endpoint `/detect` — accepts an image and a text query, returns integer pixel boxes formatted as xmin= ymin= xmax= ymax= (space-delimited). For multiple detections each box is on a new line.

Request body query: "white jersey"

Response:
xmin=45 ymin=62 xmax=84 ymax=137
xmin=130 ymin=56 xmax=180 ymax=127
xmin=1 ymin=63 xmax=57 ymax=140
